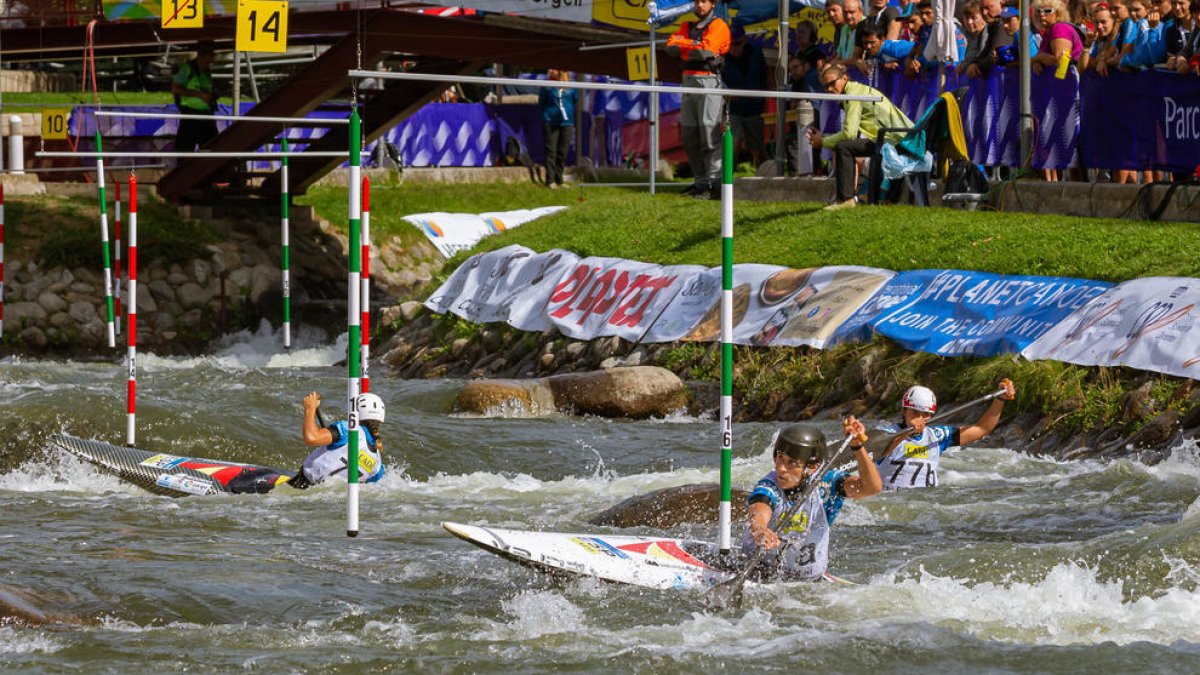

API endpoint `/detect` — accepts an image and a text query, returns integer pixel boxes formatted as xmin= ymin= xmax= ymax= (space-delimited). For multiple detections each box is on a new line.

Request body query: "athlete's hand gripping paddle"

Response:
xmin=703 ymin=431 xmax=862 ymax=612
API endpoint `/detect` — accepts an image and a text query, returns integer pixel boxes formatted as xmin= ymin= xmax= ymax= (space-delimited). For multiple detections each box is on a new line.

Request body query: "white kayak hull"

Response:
xmin=443 ymin=522 xmax=855 ymax=591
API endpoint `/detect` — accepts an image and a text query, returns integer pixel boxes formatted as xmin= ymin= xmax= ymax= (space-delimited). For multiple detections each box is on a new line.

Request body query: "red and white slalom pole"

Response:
xmin=126 ymin=176 xmax=138 ymax=447
xmin=360 ymin=175 xmax=371 ymax=393
xmin=1 ymin=184 xmax=5 ymax=340
xmin=113 ymin=179 xmax=123 ymax=335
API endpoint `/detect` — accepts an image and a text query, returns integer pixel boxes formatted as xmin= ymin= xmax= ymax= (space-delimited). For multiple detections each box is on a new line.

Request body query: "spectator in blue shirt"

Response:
xmin=538 ymin=69 xmax=577 ymax=189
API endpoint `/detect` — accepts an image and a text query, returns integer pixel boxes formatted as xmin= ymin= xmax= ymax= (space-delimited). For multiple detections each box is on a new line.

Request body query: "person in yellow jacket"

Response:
xmin=171 ymin=41 xmax=218 ymax=153
xmin=806 ymin=63 xmax=913 ymax=210
xmin=665 ymin=0 xmax=731 ymax=200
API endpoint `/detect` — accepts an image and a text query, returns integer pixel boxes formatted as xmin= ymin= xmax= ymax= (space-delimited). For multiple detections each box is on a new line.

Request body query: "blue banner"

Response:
xmin=845 ymin=269 xmax=1112 ymax=356
xmin=1080 ymin=70 xmax=1200 ymax=173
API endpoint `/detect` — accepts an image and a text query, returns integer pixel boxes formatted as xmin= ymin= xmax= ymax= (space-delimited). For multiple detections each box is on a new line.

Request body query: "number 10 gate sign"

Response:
xmin=237 ymin=0 xmax=289 ymax=53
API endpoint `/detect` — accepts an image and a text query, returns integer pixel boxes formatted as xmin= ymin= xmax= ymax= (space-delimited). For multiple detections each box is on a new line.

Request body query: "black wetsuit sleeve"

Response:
xmin=834 ymin=474 xmax=848 ymax=498
xmin=327 ymin=424 xmax=343 ymax=445
xmin=951 ymin=427 xmax=962 ymax=446
xmin=748 ymin=493 xmax=772 ymax=507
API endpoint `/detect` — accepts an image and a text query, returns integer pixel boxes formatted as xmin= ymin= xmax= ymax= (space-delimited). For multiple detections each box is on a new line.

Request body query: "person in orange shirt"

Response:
xmin=666 ymin=0 xmax=731 ymax=200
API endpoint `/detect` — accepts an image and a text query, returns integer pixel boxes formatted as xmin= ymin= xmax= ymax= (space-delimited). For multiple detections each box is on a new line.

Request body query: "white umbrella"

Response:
xmin=923 ymin=0 xmax=957 ymax=91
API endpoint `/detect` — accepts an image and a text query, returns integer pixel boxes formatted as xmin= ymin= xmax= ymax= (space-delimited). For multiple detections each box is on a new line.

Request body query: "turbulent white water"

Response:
xmin=3 ymin=329 xmax=1200 ymax=672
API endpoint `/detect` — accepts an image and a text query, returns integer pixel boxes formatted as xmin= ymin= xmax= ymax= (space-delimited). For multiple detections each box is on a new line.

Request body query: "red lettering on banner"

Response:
xmin=610 ymin=275 xmax=678 ymax=327
xmin=549 ymin=265 xmax=596 ymax=318
xmin=587 ymin=271 xmax=634 ymax=320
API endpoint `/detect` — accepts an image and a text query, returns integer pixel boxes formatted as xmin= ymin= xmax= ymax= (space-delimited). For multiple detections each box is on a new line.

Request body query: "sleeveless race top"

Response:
xmin=300 ymin=420 xmax=384 ymax=485
xmin=876 ymin=424 xmax=957 ymax=490
xmin=741 ymin=469 xmax=847 ymax=580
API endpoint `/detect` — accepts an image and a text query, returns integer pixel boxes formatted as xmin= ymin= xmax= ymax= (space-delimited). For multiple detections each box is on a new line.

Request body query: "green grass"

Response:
xmin=6 ymin=193 xmax=219 ymax=270
xmin=3 ymin=92 xmax=176 ymax=107
xmin=299 ymin=182 xmax=1199 ymax=283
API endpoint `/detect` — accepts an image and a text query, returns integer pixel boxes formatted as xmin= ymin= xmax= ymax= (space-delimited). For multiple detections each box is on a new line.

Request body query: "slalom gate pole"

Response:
xmin=718 ymin=122 xmax=734 ymax=554
xmin=281 ymin=136 xmax=291 ymax=349
xmin=95 ymin=131 xmax=116 ymax=348
xmin=0 ymin=184 xmax=5 ymax=339
xmin=346 ymin=110 xmax=363 ymax=538
xmin=126 ymin=176 xmax=138 ymax=447
xmin=113 ymin=179 xmax=122 ymax=335
xmin=360 ymin=175 xmax=370 ymax=394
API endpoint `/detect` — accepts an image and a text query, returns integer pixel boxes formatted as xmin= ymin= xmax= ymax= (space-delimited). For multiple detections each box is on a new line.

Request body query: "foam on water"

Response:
xmin=829 ymin=560 xmax=1200 ymax=646
xmin=138 ymin=321 xmax=347 ymax=371
xmin=0 ymin=447 xmax=131 ymax=496
xmin=0 ymin=626 xmax=62 ymax=655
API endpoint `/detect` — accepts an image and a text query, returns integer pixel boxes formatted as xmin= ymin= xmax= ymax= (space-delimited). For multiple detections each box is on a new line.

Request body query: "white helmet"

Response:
xmin=357 ymin=393 xmax=385 ymax=423
xmin=901 ymin=385 xmax=937 ymax=414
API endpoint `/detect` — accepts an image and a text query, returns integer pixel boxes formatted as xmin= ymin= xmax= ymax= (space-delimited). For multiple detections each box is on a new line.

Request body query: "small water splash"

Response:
xmin=0 ymin=447 xmax=129 ymax=495
xmin=467 ymin=591 xmax=585 ymax=641
xmin=138 ymin=322 xmax=347 ymax=371
xmin=848 ymin=561 xmax=1200 ymax=646
xmin=0 ymin=626 xmax=62 ymax=654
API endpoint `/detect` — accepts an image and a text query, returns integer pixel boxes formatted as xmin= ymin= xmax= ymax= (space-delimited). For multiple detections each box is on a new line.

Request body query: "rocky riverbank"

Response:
xmin=375 ymin=303 xmax=1200 ymax=465
xmin=1 ymin=194 xmax=439 ymax=357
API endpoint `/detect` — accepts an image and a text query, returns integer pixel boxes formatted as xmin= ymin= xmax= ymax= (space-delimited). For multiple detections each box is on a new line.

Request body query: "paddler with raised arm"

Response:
xmin=860 ymin=379 xmax=1017 ymax=491
xmin=744 ymin=417 xmax=882 ymax=581
xmin=287 ymin=391 xmax=386 ymax=489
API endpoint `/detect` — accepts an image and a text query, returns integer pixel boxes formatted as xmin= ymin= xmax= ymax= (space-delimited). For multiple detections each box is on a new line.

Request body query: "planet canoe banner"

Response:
xmin=854 ymin=269 xmax=1112 ymax=356
xmin=545 ymin=257 xmax=708 ymax=342
xmin=1020 ymin=277 xmax=1200 ymax=379
xmin=404 ymin=207 xmax=566 ymax=259
xmin=423 ymin=245 xmax=580 ymax=331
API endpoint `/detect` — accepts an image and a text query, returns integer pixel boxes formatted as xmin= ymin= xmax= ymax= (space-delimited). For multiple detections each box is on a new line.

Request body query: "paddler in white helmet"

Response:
xmin=287 ymin=391 xmax=386 ymax=489
xmin=860 ymin=379 xmax=1016 ymax=491
xmin=743 ymin=418 xmax=882 ymax=581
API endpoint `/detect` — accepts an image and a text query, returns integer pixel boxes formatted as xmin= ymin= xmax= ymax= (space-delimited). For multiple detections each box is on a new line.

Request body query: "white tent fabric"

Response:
xmin=923 ymin=0 xmax=958 ymax=62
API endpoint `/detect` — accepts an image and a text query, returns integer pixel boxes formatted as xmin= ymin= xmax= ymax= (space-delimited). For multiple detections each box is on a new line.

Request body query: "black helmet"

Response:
xmin=774 ymin=424 xmax=828 ymax=462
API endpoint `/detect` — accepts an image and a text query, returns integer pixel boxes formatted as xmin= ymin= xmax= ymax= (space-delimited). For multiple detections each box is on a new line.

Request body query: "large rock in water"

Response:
xmin=453 ymin=366 xmax=686 ymax=418
xmin=589 ymin=483 xmax=750 ymax=528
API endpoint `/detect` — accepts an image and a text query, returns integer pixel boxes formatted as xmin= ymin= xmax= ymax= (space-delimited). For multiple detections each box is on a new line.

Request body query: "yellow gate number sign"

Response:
xmin=236 ymin=0 xmax=289 ymax=53
xmin=163 ymin=0 xmax=203 ymax=28
xmin=42 ymin=109 xmax=69 ymax=140
xmin=626 ymin=46 xmax=651 ymax=81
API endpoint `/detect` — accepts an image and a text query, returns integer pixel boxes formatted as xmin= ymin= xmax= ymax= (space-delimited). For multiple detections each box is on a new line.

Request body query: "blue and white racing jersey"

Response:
xmin=741 ymin=469 xmax=849 ymax=580
xmin=876 ymin=424 xmax=958 ymax=490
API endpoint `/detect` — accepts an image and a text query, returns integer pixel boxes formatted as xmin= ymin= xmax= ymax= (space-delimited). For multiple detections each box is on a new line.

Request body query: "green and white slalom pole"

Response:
xmin=346 ymin=110 xmax=364 ymax=538
xmin=718 ymin=121 xmax=735 ymax=554
xmin=281 ymin=135 xmax=291 ymax=349
xmin=95 ymin=131 xmax=116 ymax=348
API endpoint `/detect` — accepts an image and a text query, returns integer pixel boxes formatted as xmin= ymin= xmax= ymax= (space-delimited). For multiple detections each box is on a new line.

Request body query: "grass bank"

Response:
xmin=296 ymin=182 xmax=1200 ymax=448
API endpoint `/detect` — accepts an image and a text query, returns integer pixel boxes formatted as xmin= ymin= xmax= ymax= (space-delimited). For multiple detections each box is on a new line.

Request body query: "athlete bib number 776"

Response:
xmin=889 ymin=459 xmax=937 ymax=487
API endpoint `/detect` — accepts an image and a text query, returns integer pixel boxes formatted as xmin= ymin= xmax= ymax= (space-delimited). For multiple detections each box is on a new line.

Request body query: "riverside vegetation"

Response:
xmin=5 ymin=177 xmax=1199 ymax=460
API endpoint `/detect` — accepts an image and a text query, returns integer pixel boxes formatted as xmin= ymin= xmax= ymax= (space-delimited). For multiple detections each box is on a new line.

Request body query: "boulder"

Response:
xmin=17 ymin=326 xmax=47 ymax=348
xmin=547 ymin=366 xmax=687 ymax=418
xmin=148 ymin=280 xmax=175 ymax=302
xmin=68 ymin=301 xmax=98 ymax=324
xmin=453 ymin=379 xmax=557 ymax=417
xmin=6 ymin=301 xmax=47 ymax=326
xmin=136 ymin=284 xmax=158 ymax=313
xmin=176 ymin=282 xmax=213 ymax=309
xmin=589 ymin=484 xmax=750 ymax=528
xmin=399 ymin=300 xmax=424 ymax=321
xmin=36 ymin=291 xmax=67 ymax=314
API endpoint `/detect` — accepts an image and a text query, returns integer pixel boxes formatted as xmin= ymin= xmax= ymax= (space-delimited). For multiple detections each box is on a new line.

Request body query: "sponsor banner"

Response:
xmin=546 ymin=258 xmax=706 ymax=341
xmin=763 ymin=266 xmax=895 ymax=349
xmin=869 ymin=269 xmax=1111 ymax=356
xmin=423 ymin=245 xmax=580 ymax=331
xmin=1080 ymin=70 xmax=1200 ymax=173
xmin=421 ymin=0 xmax=591 ymax=23
xmin=647 ymin=264 xmax=799 ymax=345
xmin=1021 ymin=277 xmax=1200 ymax=378
xmin=404 ymin=206 xmax=565 ymax=258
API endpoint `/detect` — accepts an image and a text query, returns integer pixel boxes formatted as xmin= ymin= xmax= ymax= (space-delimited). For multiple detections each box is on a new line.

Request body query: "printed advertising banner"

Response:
xmin=868 ymin=269 xmax=1112 ymax=356
xmin=546 ymin=258 xmax=707 ymax=342
xmin=404 ymin=207 xmax=565 ymax=258
xmin=423 ymin=245 xmax=581 ymax=331
xmin=1080 ymin=70 xmax=1200 ymax=173
xmin=1021 ymin=277 xmax=1200 ymax=379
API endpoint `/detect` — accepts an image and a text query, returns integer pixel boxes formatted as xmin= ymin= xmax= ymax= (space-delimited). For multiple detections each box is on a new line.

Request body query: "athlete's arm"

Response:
xmin=301 ymin=391 xmax=334 ymax=446
xmin=841 ymin=417 xmax=882 ymax=498
xmin=958 ymin=378 xmax=1016 ymax=446
xmin=747 ymin=501 xmax=780 ymax=549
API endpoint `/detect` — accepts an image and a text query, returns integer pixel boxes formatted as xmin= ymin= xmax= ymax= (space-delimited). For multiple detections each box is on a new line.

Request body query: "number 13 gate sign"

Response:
xmin=237 ymin=0 xmax=289 ymax=53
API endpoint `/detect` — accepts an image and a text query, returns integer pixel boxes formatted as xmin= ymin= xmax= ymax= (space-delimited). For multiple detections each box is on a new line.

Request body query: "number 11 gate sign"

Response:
xmin=237 ymin=0 xmax=289 ymax=53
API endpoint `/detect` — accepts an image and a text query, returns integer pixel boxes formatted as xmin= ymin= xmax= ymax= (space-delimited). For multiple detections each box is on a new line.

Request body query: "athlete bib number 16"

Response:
xmin=236 ymin=0 xmax=289 ymax=53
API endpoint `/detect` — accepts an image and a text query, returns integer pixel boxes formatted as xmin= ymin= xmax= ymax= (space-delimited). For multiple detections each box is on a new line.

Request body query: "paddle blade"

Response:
xmin=702 ymin=575 xmax=746 ymax=611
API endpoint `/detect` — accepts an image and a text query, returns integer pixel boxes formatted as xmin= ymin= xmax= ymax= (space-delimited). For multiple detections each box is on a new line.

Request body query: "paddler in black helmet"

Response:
xmin=743 ymin=419 xmax=881 ymax=581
